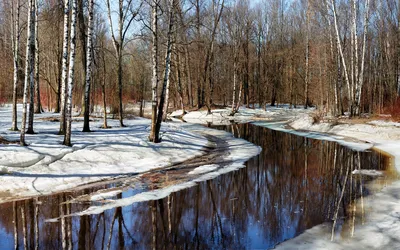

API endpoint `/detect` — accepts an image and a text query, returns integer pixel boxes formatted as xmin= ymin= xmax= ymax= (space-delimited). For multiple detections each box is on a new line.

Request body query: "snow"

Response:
xmin=188 ymin=164 xmax=219 ymax=175
xmin=90 ymin=190 xmax=124 ymax=201
xmin=0 ymin=104 xmax=260 ymax=203
xmin=273 ymin=112 xmax=400 ymax=249
xmin=352 ymin=169 xmax=383 ymax=176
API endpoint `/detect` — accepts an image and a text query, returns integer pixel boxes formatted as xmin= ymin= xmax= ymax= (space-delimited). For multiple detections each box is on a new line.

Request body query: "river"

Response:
xmin=0 ymin=123 xmax=394 ymax=249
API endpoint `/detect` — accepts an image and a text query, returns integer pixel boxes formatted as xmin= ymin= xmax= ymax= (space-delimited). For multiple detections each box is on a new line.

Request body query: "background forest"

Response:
xmin=0 ymin=0 xmax=399 ymax=144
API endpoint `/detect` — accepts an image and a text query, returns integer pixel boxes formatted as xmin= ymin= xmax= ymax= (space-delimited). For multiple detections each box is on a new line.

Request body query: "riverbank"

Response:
xmin=175 ymin=105 xmax=400 ymax=249
xmin=0 ymin=105 xmax=260 ymax=203
xmin=275 ymin=113 xmax=400 ymax=249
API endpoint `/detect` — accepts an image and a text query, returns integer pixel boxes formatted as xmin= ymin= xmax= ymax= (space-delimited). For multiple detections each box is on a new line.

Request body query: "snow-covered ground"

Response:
xmin=0 ymin=104 xmax=260 ymax=203
xmin=170 ymin=105 xmax=310 ymax=125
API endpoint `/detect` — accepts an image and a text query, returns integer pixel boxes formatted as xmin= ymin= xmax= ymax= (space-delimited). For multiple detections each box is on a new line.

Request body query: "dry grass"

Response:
xmin=0 ymin=136 xmax=19 ymax=145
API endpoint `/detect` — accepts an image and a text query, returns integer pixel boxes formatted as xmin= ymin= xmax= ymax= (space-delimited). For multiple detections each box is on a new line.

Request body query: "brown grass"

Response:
xmin=0 ymin=136 xmax=19 ymax=145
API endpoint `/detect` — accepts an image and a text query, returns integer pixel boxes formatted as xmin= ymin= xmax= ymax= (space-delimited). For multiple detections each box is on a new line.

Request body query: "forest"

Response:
xmin=0 ymin=0 xmax=399 ymax=145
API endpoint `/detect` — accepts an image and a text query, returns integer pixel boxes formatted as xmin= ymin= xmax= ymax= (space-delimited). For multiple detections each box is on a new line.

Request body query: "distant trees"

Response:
xmin=0 ymin=0 xmax=398 ymax=146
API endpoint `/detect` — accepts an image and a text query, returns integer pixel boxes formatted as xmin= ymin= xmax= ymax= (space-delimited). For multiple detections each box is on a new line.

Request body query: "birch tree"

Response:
xmin=353 ymin=0 xmax=370 ymax=116
xmin=149 ymin=0 xmax=159 ymax=142
xmin=330 ymin=0 xmax=370 ymax=116
xmin=27 ymin=0 xmax=38 ymax=134
xmin=82 ymin=0 xmax=94 ymax=132
xmin=20 ymin=0 xmax=36 ymax=145
xmin=59 ymin=0 xmax=71 ymax=135
xmin=11 ymin=0 xmax=20 ymax=131
xmin=64 ymin=0 xmax=78 ymax=146
xmin=152 ymin=0 xmax=175 ymax=143
xmin=106 ymin=0 xmax=141 ymax=127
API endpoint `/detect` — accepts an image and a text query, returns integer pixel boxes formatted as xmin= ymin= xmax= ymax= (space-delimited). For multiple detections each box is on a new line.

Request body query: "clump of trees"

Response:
xmin=0 ymin=0 xmax=399 ymax=146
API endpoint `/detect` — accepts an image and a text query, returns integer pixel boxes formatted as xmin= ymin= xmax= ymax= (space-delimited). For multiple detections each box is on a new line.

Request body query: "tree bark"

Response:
xmin=83 ymin=0 xmax=94 ymax=132
xmin=304 ymin=0 xmax=310 ymax=109
xmin=27 ymin=0 xmax=37 ymax=135
xmin=20 ymin=0 xmax=36 ymax=145
xmin=59 ymin=0 xmax=71 ymax=135
xmin=78 ymin=0 xmax=87 ymax=115
xmin=354 ymin=0 xmax=370 ymax=116
xmin=34 ymin=0 xmax=42 ymax=114
xmin=153 ymin=0 xmax=175 ymax=143
xmin=11 ymin=0 xmax=20 ymax=131
xmin=63 ymin=0 xmax=78 ymax=146
xmin=149 ymin=0 xmax=159 ymax=142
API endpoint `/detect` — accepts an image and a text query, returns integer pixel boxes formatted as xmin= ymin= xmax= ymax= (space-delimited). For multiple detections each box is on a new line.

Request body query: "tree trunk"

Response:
xmin=398 ymin=0 xmax=400 ymax=97
xmin=304 ymin=0 xmax=310 ymax=109
xmin=27 ymin=0 xmax=37 ymax=135
xmin=153 ymin=0 xmax=175 ymax=143
xmin=354 ymin=0 xmax=370 ymax=116
xmin=34 ymin=0 xmax=42 ymax=114
xmin=149 ymin=0 xmax=159 ymax=142
xmin=20 ymin=0 xmax=36 ymax=145
xmin=83 ymin=0 xmax=94 ymax=132
xmin=331 ymin=0 xmax=352 ymax=113
xmin=101 ymin=46 xmax=109 ymax=129
xmin=11 ymin=0 xmax=20 ymax=131
xmin=59 ymin=0 xmax=70 ymax=135
xmin=78 ymin=0 xmax=87 ymax=116
xmin=63 ymin=0 xmax=78 ymax=146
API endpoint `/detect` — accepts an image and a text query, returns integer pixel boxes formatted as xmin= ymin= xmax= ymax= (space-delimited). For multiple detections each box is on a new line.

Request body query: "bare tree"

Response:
xmin=82 ymin=0 xmax=95 ymax=132
xmin=20 ymin=0 xmax=36 ymax=145
xmin=152 ymin=0 xmax=175 ymax=143
xmin=63 ymin=0 xmax=78 ymax=146
xmin=11 ymin=0 xmax=20 ymax=131
xmin=59 ymin=0 xmax=71 ymax=135
xmin=27 ymin=0 xmax=38 ymax=134
xmin=149 ymin=0 xmax=159 ymax=142
xmin=304 ymin=0 xmax=310 ymax=109
xmin=34 ymin=0 xmax=42 ymax=114
xmin=106 ymin=0 xmax=141 ymax=127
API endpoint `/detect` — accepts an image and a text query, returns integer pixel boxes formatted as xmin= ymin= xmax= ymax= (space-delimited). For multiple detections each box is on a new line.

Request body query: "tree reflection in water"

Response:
xmin=0 ymin=123 xmax=392 ymax=249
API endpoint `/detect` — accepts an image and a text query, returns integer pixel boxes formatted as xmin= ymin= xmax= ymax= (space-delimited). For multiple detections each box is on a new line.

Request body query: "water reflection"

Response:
xmin=0 ymin=123 xmax=393 ymax=249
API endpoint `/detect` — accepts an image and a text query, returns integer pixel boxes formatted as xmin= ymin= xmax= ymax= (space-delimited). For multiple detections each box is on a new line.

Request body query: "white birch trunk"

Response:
xmin=331 ymin=0 xmax=352 ymax=111
xmin=63 ymin=0 xmax=78 ymax=146
xmin=149 ymin=0 xmax=159 ymax=142
xmin=20 ymin=0 xmax=35 ymax=145
xmin=231 ymin=52 xmax=238 ymax=114
xmin=59 ymin=0 xmax=70 ymax=134
xmin=154 ymin=0 xmax=175 ymax=143
xmin=83 ymin=0 xmax=94 ymax=132
xmin=354 ymin=0 xmax=370 ymax=116
xmin=11 ymin=0 xmax=20 ymax=131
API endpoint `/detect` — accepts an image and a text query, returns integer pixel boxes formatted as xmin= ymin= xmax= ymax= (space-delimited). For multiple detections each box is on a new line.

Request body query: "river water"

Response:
xmin=0 ymin=123 xmax=394 ymax=249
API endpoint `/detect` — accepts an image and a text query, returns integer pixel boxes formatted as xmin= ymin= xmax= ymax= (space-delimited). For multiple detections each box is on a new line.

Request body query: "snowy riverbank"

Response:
xmin=174 ymin=105 xmax=400 ymax=249
xmin=270 ymin=112 xmax=400 ymax=249
xmin=0 ymin=105 xmax=260 ymax=203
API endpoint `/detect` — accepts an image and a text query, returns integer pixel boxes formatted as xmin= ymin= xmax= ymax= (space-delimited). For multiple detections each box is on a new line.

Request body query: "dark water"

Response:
xmin=0 ymin=123 xmax=393 ymax=250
